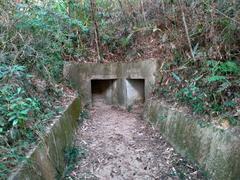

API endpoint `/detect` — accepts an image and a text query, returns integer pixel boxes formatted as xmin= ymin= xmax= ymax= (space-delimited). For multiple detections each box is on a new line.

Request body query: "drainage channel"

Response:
xmin=65 ymin=102 xmax=206 ymax=180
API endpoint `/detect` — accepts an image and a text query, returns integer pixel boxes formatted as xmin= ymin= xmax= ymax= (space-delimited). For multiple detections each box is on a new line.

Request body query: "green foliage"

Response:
xmin=0 ymin=0 xmax=239 ymax=178
xmin=0 ymin=85 xmax=40 ymax=131
xmin=127 ymin=105 xmax=133 ymax=112
xmin=13 ymin=3 xmax=90 ymax=81
xmin=215 ymin=18 xmax=238 ymax=45
xmin=0 ymin=1 xmax=89 ymax=177
xmin=0 ymin=62 xmax=62 ymax=178
xmin=157 ymin=58 xmax=239 ymax=125
xmin=176 ymin=83 xmax=206 ymax=114
xmin=80 ymin=109 xmax=90 ymax=122
xmin=205 ymin=60 xmax=239 ymax=94
xmin=0 ymin=64 xmax=39 ymax=134
xmin=206 ymin=75 xmax=226 ymax=83
xmin=63 ymin=146 xmax=86 ymax=179
xmin=219 ymin=61 xmax=239 ymax=75
xmin=119 ymin=33 xmax=134 ymax=49
xmin=0 ymin=13 xmax=66 ymax=175
xmin=0 ymin=65 xmax=27 ymax=80
xmin=207 ymin=60 xmax=239 ymax=75
xmin=172 ymin=72 xmax=182 ymax=82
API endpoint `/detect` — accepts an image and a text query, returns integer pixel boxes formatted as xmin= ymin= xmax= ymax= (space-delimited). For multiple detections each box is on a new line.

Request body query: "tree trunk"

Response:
xmin=90 ymin=0 xmax=101 ymax=63
xmin=178 ymin=0 xmax=196 ymax=62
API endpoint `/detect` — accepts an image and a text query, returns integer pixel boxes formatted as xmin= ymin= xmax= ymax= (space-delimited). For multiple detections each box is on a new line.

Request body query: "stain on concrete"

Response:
xmin=144 ymin=99 xmax=240 ymax=180
xmin=64 ymin=60 xmax=158 ymax=107
xmin=9 ymin=98 xmax=81 ymax=180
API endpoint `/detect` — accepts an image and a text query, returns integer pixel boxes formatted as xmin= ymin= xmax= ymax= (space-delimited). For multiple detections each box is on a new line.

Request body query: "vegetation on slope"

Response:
xmin=0 ymin=1 xmax=77 ymax=178
xmin=147 ymin=1 xmax=240 ymax=126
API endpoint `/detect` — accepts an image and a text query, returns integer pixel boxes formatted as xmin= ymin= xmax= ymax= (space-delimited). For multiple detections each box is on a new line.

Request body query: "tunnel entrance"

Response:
xmin=126 ymin=79 xmax=145 ymax=106
xmin=91 ymin=79 xmax=117 ymax=105
xmin=91 ymin=79 xmax=145 ymax=107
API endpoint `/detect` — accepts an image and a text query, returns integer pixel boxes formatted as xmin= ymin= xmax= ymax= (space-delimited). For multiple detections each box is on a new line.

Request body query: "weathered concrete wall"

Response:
xmin=64 ymin=60 xmax=158 ymax=107
xmin=126 ymin=79 xmax=145 ymax=106
xmin=144 ymin=99 xmax=240 ymax=180
xmin=9 ymin=98 xmax=81 ymax=180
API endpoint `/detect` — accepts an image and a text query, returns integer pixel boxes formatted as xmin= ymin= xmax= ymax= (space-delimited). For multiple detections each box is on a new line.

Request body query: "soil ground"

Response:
xmin=68 ymin=100 xmax=205 ymax=180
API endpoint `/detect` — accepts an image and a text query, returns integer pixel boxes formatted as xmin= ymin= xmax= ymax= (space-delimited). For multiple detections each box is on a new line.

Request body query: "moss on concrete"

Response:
xmin=144 ymin=100 xmax=240 ymax=180
xmin=9 ymin=98 xmax=81 ymax=180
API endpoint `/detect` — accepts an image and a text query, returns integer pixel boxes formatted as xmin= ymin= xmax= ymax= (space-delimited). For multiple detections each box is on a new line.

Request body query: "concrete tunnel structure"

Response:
xmin=12 ymin=59 xmax=240 ymax=179
xmin=91 ymin=78 xmax=145 ymax=105
xmin=63 ymin=60 xmax=159 ymax=107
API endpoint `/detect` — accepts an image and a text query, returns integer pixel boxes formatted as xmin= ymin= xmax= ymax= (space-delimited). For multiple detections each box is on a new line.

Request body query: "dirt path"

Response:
xmin=68 ymin=101 xmax=204 ymax=180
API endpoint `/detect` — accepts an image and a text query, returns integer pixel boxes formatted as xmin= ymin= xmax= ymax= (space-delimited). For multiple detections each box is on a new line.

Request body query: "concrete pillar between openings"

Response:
xmin=125 ymin=79 xmax=145 ymax=107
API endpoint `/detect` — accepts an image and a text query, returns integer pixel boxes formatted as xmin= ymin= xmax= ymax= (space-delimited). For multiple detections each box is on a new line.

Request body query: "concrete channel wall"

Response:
xmin=9 ymin=98 xmax=81 ymax=180
xmin=144 ymin=99 xmax=240 ymax=180
xmin=64 ymin=60 xmax=159 ymax=107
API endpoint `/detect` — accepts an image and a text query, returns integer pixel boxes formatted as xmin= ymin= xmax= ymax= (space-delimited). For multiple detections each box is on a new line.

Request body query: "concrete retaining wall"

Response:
xmin=9 ymin=98 xmax=81 ymax=180
xmin=64 ymin=60 xmax=158 ymax=107
xmin=143 ymin=99 xmax=240 ymax=180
